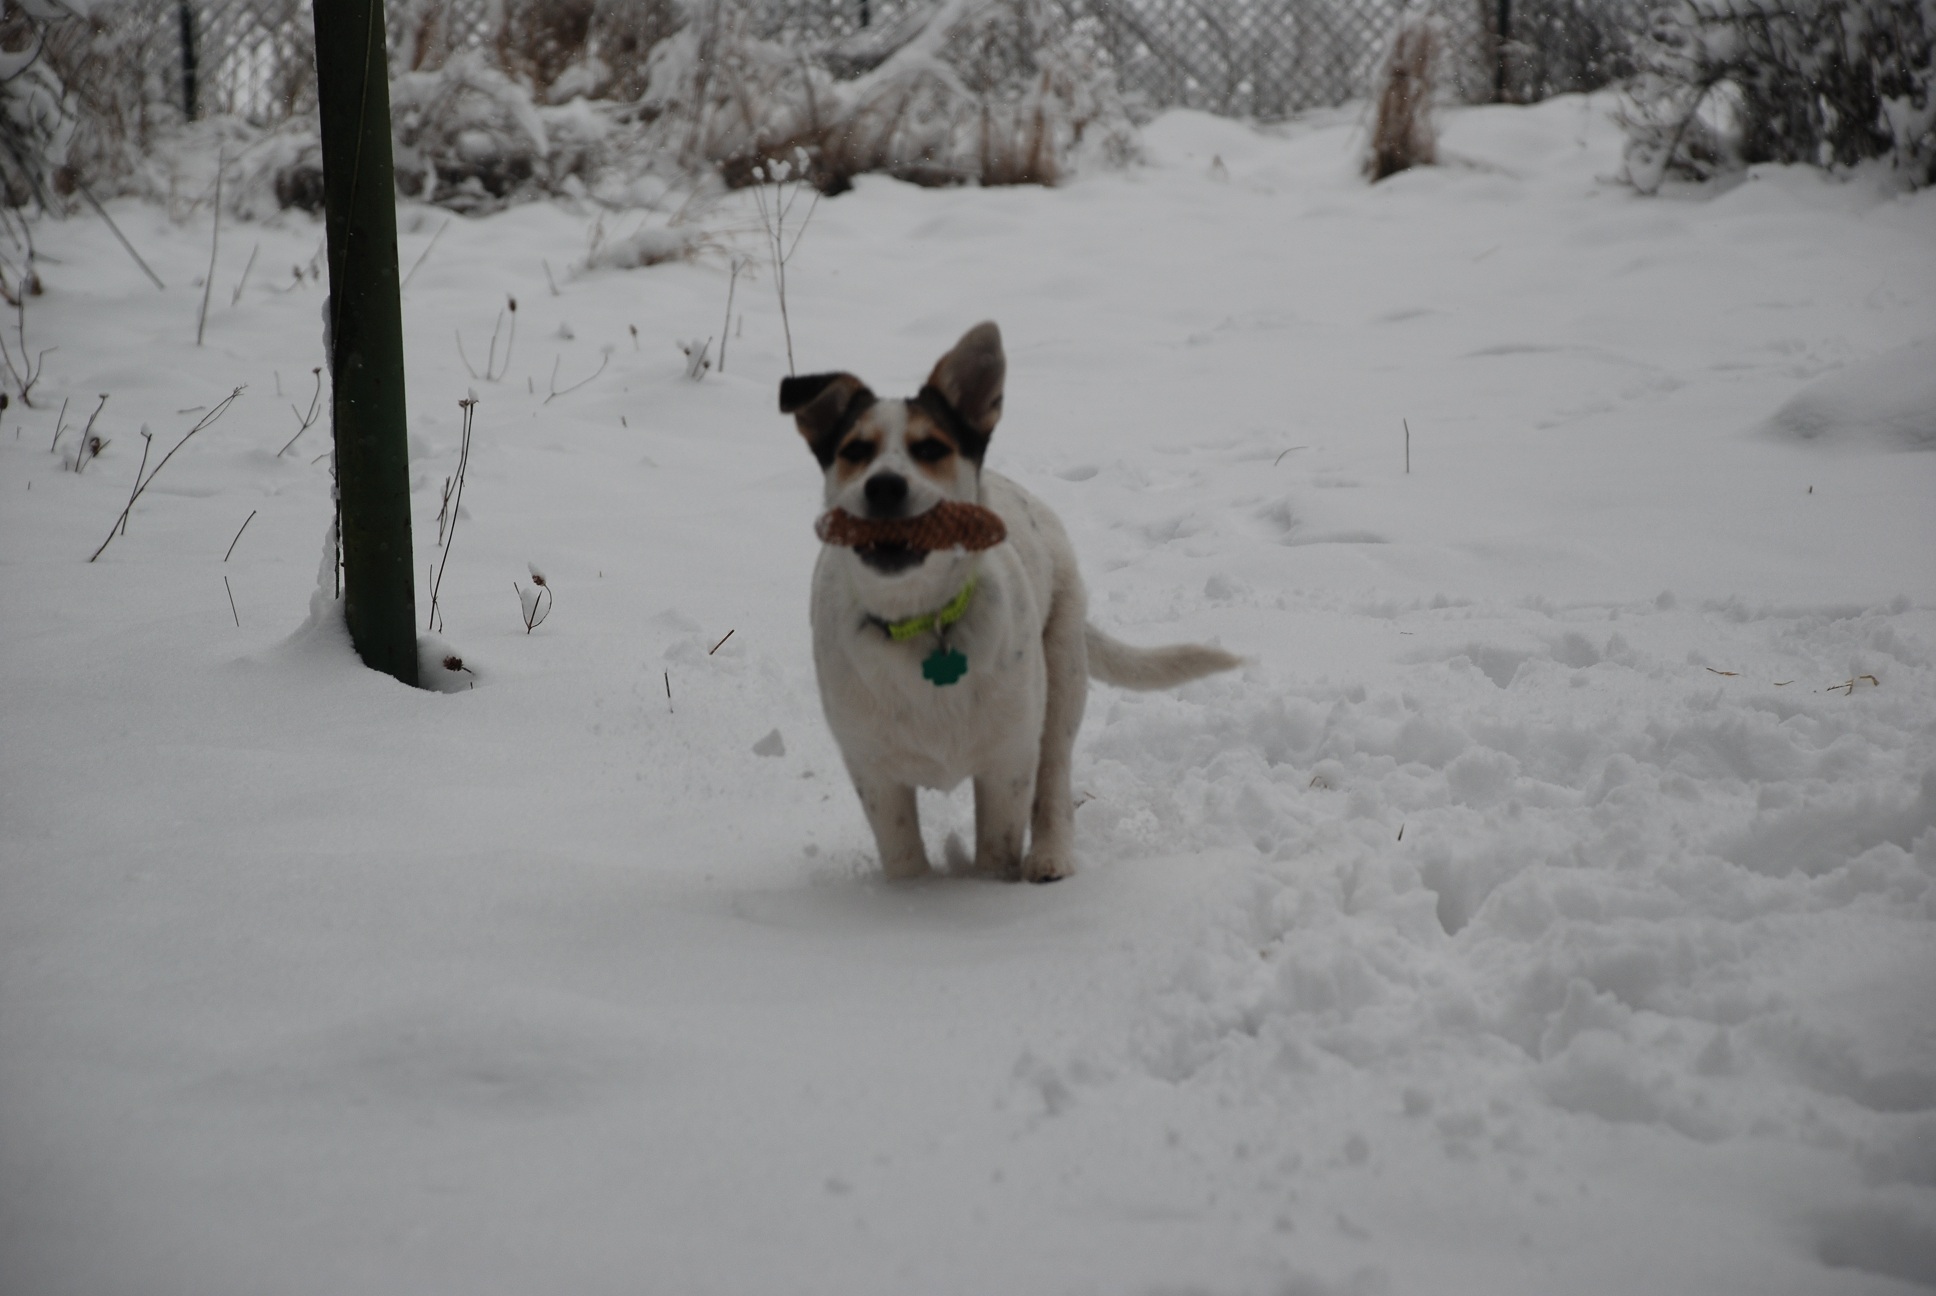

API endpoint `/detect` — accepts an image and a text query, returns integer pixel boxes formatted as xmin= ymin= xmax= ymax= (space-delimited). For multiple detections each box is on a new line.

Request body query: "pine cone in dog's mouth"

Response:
xmin=815 ymin=502 xmax=1008 ymax=553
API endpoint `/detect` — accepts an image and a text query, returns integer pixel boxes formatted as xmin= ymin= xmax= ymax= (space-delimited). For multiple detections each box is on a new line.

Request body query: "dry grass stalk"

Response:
xmin=427 ymin=396 xmax=477 ymax=633
xmin=89 ymin=387 xmax=244 ymax=562
xmin=515 ymin=565 xmax=552 ymax=634
xmin=1366 ymin=15 xmax=1440 ymax=182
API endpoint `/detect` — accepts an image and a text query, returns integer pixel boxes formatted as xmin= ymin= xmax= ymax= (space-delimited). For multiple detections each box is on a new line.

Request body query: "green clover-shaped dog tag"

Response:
xmin=922 ymin=645 xmax=968 ymax=686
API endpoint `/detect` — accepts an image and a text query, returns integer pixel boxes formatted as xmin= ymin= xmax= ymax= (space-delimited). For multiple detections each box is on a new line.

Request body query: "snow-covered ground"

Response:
xmin=3 ymin=95 xmax=1934 ymax=1295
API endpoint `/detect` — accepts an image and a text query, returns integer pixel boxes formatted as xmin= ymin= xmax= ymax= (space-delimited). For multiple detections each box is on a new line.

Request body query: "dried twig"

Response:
xmin=427 ymin=396 xmax=476 ymax=632
xmin=90 ymin=387 xmax=244 ymax=561
xmin=709 ymin=628 xmax=735 ymax=655
xmin=223 ymin=509 xmax=257 ymax=562
xmin=74 ymin=179 xmax=164 ymax=291
xmin=718 ymin=256 xmax=743 ymax=373
xmin=120 ymin=428 xmax=151 ymax=536
xmin=457 ymin=296 xmax=518 ymax=382
xmin=0 ymin=279 xmax=50 ymax=408
xmin=276 ymin=367 xmax=324 ymax=456
xmin=196 ymin=150 xmax=225 ymax=347
xmin=400 ymin=218 xmax=450 ymax=293
xmin=224 ymin=575 xmax=240 ymax=626
xmin=230 ymin=242 xmax=259 ymax=307
xmin=544 ymin=349 xmax=609 ymax=404
xmin=69 ymin=394 xmax=109 ymax=473
xmin=750 ymin=154 xmax=819 ymax=375
xmin=515 ymin=566 xmax=551 ymax=634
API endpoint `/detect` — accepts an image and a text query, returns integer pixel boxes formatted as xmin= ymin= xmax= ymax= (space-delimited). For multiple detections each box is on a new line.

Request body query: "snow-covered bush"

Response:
xmin=389 ymin=50 xmax=559 ymax=211
xmin=642 ymin=0 xmax=1138 ymax=192
xmin=0 ymin=0 xmax=177 ymax=208
xmin=1500 ymin=0 xmax=1655 ymax=101
xmin=6 ymin=0 xmax=1136 ymax=219
xmin=1620 ymin=0 xmax=1936 ymax=190
xmin=0 ymin=12 xmax=80 ymax=210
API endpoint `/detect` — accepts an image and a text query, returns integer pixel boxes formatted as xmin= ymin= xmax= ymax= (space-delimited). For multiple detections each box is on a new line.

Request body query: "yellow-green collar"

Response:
xmin=872 ymin=575 xmax=978 ymax=642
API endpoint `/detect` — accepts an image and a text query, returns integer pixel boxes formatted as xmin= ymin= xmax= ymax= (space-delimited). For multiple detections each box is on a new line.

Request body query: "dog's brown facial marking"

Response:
xmin=781 ymin=371 xmax=877 ymax=468
xmin=831 ymin=426 xmax=882 ymax=490
xmin=900 ymin=408 xmax=960 ymax=483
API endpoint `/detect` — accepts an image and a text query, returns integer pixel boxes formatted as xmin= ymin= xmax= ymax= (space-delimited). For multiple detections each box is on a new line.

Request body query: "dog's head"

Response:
xmin=781 ymin=322 xmax=1005 ymax=578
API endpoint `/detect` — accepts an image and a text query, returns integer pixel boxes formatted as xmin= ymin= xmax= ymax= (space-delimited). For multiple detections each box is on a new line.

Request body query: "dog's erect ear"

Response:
xmin=781 ymin=372 xmax=876 ymax=467
xmin=925 ymin=322 xmax=1005 ymax=441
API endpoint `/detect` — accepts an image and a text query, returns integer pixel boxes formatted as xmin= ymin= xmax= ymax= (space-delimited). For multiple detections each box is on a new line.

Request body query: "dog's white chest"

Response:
xmin=811 ymin=549 xmax=1047 ymax=792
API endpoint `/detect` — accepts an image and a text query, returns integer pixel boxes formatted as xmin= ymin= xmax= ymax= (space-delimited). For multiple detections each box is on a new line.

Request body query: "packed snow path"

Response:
xmin=2 ymin=96 xmax=1933 ymax=1295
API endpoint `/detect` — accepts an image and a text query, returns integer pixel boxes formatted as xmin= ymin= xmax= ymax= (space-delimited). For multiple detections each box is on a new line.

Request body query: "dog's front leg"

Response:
xmin=973 ymin=768 xmax=1034 ymax=880
xmin=850 ymin=769 xmax=931 ymax=879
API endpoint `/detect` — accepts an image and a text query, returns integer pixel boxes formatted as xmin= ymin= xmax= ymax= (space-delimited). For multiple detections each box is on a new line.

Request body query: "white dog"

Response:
xmin=781 ymin=322 xmax=1240 ymax=883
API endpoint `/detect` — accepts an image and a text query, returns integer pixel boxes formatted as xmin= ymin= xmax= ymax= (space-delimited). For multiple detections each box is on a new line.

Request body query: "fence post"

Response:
xmin=178 ymin=1 xmax=198 ymax=120
xmin=1494 ymin=0 xmax=1511 ymax=101
xmin=313 ymin=0 xmax=420 ymax=688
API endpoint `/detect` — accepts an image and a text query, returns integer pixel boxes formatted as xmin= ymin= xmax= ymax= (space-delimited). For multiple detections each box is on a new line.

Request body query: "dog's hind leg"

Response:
xmin=1023 ymin=586 xmax=1090 ymax=884
xmin=850 ymin=770 xmax=931 ymax=879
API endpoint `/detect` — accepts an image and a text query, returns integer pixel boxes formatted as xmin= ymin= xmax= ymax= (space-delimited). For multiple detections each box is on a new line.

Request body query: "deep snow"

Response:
xmin=2 ymin=95 xmax=1934 ymax=1295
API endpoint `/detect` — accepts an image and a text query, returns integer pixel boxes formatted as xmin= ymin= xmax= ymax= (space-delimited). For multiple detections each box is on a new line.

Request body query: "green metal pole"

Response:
xmin=313 ymin=0 xmax=419 ymax=687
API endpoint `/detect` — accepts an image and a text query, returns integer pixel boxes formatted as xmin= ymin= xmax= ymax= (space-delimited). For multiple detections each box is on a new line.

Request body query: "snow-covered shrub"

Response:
xmin=0 ymin=0 xmax=176 ymax=207
xmin=0 ymin=13 xmax=80 ymax=209
xmin=643 ymin=0 xmax=1137 ymax=192
xmin=1366 ymin=11 xmax=1440 ymax=181
xmin=1620 ymin=0 xmax=1936 ymax=191
xmin=1500 ymin=0 xmax=1655 ymax=101
xmin=390 ymin=50 xmax=554 ymax=211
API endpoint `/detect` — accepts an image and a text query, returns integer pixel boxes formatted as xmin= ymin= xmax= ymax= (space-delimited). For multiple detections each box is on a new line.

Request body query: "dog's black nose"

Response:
xmin=863 ymin=472 xmax=909 ymax=517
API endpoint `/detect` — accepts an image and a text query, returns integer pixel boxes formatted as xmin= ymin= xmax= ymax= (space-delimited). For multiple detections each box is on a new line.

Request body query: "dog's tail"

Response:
xmin=1084 ymin=624 xmax=1243 ymax=691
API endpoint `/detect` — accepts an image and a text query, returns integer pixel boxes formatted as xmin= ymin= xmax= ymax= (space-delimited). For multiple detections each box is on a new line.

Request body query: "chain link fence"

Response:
xmin=114 ymin=0 xmax=1507 ymax=132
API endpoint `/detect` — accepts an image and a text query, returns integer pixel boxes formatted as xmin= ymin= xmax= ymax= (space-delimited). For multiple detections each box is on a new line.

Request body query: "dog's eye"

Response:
xmin=908 ymin=438 xmax=952 ymax=464
xmin=838 ymin=439 xmax=877 ymax=464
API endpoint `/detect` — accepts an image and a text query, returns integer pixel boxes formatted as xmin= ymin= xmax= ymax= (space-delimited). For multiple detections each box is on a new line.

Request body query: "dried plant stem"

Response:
xmin=90 ymin=386 xmax=244 ymax=562
xmin=276 ymin=367 xmax=325 ymax=456
xmin=400 ymin=219 xmax=450 ymax=293
xmin=120 ymin=429 xmax=151 ymax=537
xmin=514 ymin=578 xmax=552 ymax=633
xmin=75 ymin=179 xmax=164 ymax=291
xmin=224 ymin=575 xmax=240 ymax=626
xmin=224 ymin=509 xmax=257 ymax=562
xmin=544 ymin=350 xmax=609 ymax=404
xmin=70 ymin=394 xmax=110 ymax=473
xmin=1 ymin=287 xmax=50 ymax=408
xmin=456 ymin=298 xmax=517 ymax=381
xmin=750 ymin=162 xmax=820 ymax=375
xmin=718 ymin=258 xmax=741 ymax=373
xmin=427 ymin=397 xmax=476 ymax=633
xmin=197 ymin=152 xmax=225 ymax=347
xmin=231 ymin=243 xmax=259 ymax=308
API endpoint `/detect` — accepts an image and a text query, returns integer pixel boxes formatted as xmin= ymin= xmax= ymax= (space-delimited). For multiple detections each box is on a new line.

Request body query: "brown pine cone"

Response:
xmin=816 ymin=501 xmax=1008 ymax=552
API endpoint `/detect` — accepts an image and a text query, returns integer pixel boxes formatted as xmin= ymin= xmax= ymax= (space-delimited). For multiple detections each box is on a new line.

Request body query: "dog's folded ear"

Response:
xmin=925 ymin=322 xmax=1006 ymax=441
xmin=781 ymin=372 xmax=876 ymax=467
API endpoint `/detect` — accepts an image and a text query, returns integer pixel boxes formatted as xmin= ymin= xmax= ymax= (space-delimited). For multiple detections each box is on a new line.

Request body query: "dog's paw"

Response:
xmin=1021 ymin=852 xmax=1072 ymax=884
xmin=880 ymin=855 xmax=933 ymax=881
